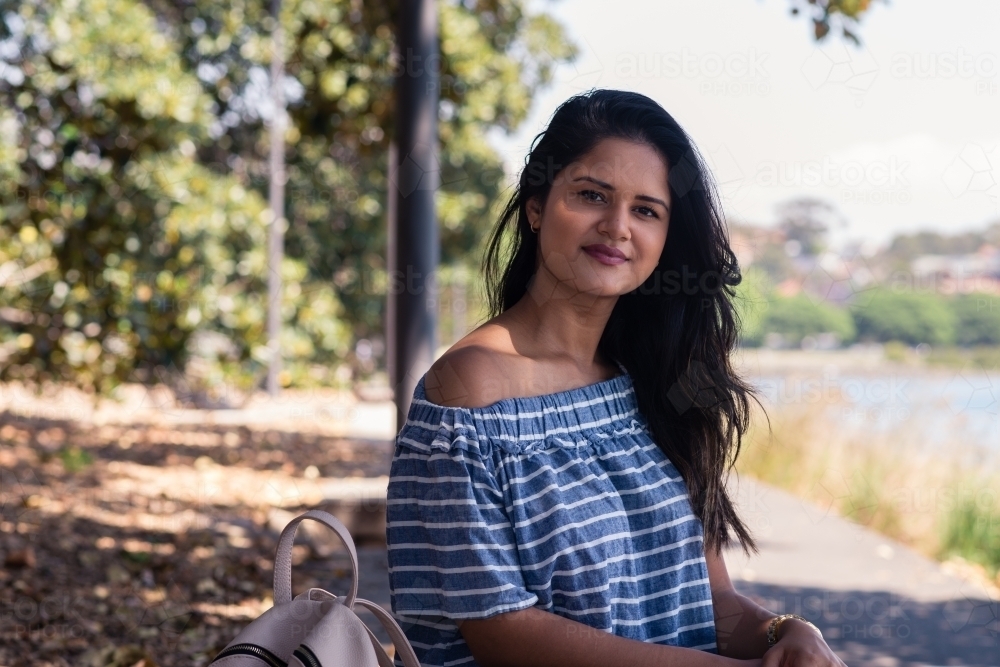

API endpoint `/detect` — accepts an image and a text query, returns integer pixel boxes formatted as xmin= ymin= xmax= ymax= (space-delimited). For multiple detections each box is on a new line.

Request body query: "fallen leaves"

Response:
xmin=3 ymin=546 xmax=36 ymax=569
xmin=0 ymin=392 xmax=392 ymax=666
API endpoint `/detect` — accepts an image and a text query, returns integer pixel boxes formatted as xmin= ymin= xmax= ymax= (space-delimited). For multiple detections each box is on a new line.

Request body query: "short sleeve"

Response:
xmin=385 ymin=435 xmax=540 ymax=621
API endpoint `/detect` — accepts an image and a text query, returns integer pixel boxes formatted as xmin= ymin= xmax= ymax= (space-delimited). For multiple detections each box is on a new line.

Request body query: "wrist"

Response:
xmin=766 ymin=614 xmax=822 ymax=647
xmin=779 ymin=618 xmax=820 ymax=641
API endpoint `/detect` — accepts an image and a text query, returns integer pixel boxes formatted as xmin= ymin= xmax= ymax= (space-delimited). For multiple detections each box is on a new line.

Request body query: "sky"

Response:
xmin=487 ymin=0 xmax=1000 ymax=254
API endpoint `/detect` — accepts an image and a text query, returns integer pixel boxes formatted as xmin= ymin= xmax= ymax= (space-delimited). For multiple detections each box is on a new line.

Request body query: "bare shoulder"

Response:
xmin=424 ymin=327 xmax=517 ymax=409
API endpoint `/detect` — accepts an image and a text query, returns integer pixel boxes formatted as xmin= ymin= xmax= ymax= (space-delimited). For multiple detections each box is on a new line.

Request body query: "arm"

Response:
xmin=705 ymin=547 xmax=847 ymax=666
xmin=456 ymin=606 xmax=759 ymax=667
xmin=705 ymin=546 xmax=775 ymax=657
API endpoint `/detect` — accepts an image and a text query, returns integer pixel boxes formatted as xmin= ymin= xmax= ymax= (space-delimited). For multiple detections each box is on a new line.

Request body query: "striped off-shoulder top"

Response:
xmin=385 ymin=362 xmax=718 ymax=666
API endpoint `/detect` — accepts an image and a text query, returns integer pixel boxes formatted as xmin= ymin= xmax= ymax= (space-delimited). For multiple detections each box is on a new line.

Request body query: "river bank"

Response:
xmin=733 ymin=348 xmax=1000 ymax=584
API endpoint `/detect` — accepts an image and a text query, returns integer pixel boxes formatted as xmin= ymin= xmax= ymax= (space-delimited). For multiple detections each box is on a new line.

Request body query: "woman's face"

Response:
xmin=527 ymin=137 xmax=671 ymax=299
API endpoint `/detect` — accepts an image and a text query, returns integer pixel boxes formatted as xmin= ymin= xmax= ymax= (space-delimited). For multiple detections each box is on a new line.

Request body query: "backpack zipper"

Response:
xmin=211 ymin=643 xmax=287 ymax=667
xmin=292 ymin=645 xmax=322 ymax=667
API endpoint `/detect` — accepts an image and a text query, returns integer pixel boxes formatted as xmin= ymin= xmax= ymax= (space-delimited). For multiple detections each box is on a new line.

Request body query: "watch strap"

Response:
xmin=767 ymin=613 xmax=822 ymax=647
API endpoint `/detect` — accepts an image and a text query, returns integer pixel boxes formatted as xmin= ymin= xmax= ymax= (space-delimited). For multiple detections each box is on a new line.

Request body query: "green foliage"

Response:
xmin=851 ymin=288 xmax=957 ymax=346
xmin=0 ymin=0 xmax=269 ymax=394
xmin=786 ymin=0 xmax=885 ymax=44
xmin=0 ymin=0 xmax=575 ymax=393
xmin=732 ymin=265 xmax=774 ymax=345
xmin=735 ymin=273 xmax=855 ymax=347
xmin=168 ymin=0 xmax=575 ymax=347
xmin=940 ymin=487 xmax=1000 ymax=578
xmin=761 ymin=294 xmax=856 ymax=346
xmin=950 ymin=292 xmax=1000 ymax=346
xmin=761 ymin=294 xmax=855 ymax=344
xmin=58 ymin=445 xmax=93 ymax=472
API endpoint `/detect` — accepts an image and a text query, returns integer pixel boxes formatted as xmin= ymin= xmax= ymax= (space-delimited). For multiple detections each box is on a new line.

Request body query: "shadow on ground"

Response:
xmin=0 ymin=411 xmax=394 ymax=667
xmin=734 ymin=581 xmax=999 ymax=666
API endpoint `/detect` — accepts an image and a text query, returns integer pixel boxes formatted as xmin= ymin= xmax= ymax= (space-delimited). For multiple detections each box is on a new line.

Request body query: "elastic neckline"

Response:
xmin=415 ymin=368 xmax=630 ymax=414
xmin=404 ymin=360 xmax=640 ymax=452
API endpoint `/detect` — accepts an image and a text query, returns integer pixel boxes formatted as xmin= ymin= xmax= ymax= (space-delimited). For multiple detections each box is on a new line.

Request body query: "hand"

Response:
xmin=761 ymin=620 xmax=847 ymax=667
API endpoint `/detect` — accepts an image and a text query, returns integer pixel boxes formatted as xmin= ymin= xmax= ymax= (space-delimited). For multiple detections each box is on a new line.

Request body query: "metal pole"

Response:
xmin=266 ymin=0 xmax=286 ymax=397
xmin=452 ymin=267 xmax=466 ymax=346
xmin=392 ymin=0 xmax=439 ymax=428
xmin=386 ymin=140 xmax=397 ymax=408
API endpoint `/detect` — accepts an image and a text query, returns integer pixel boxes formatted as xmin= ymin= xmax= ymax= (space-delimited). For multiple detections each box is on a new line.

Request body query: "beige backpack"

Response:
xmin=209 ymin=510 xmax=419 ymax=667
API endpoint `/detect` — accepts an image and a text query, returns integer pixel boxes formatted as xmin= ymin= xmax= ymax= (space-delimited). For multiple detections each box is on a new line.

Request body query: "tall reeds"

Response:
xmin=736 ymin=393 xmax=1000 ymax=583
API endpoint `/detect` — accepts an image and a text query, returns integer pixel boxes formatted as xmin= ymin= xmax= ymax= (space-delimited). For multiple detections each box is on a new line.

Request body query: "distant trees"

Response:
xmin=851 ymin=289 xmax=957 ymax=346
xmin=732 ymin=204 xmax=1000 ymax=350
xmin=759 ymin=295 xmax=856 ymax=347
xmin=775 ymin=197 xmax=843 ymax=257
xmin=737 ymin=287 xmax=1000 ymax=348
xmin=951 ymin=293 xmax=1000 ymax=346
xmin=878 ymin=222 xmax=1000 ymax=274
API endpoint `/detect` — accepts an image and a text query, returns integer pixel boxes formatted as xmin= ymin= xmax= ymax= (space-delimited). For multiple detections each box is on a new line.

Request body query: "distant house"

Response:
xmin=728 ymin=223 xmax=786 ymax=271
xmin=911 ymin=243 xmax=1000 ymax=295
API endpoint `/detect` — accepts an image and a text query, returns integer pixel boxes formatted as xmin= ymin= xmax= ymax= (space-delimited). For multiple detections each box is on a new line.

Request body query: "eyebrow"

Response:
xmin=572 ymin=175 xmax=670 ymax=212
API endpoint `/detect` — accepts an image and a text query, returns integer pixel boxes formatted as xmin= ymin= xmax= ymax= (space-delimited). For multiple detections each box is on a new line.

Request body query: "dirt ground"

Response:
xmin=0 ymin=381 xmax=394 ymax=667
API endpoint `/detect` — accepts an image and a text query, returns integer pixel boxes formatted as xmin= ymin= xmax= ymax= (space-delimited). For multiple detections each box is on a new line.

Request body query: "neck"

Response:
xmin=503 ymin=262 xmax=619 ymax=373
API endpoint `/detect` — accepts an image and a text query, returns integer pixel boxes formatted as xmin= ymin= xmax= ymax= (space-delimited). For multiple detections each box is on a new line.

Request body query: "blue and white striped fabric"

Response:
xmin=386 ymin=365 xmax=717 ymax=666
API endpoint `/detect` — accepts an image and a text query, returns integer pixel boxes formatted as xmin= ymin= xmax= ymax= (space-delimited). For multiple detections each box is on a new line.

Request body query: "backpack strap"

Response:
xmin=353 ymin=598 xmax=421 ymax=667
xmin=273 ymin=510 xmax=359 ymax=608
xmin=361 ymin=624 xmax=396 ymax=667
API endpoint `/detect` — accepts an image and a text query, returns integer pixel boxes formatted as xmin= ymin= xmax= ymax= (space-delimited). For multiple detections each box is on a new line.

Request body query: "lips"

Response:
xmin=582 ymin=244 xmax=628 ymax=260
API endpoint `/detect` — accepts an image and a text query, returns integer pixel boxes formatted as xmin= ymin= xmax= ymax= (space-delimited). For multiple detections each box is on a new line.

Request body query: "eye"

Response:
xmin=579 ymin=189 xmax=607 ymax=203
xmin=634 ymin=205 xmax=659 ymax=219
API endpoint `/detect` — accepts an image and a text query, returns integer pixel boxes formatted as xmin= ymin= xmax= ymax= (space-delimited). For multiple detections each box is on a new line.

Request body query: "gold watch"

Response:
xmin=766 ymin=614 xmax=822 ymax=647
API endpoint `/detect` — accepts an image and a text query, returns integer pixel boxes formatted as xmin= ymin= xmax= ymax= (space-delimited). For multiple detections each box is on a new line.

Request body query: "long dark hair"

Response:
xmin=481 ymin=89 xmax=764 ymax=555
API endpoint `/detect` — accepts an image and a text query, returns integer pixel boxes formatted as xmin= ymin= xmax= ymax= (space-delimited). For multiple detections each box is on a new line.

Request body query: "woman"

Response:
xmin=385 ymin=89 xmax=845 ymax=667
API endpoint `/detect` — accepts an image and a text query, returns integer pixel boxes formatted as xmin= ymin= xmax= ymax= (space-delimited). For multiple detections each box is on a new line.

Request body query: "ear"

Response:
xmin=525 ymin=196 xmax=542 ymax=228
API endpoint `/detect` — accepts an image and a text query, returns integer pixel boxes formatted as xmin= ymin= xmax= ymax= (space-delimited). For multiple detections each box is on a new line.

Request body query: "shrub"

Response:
xmin=851 ymin=288 xmax=956 ymax=345
xmin=757 ymin=294 xmax=855 ymax=347
xmin=950 ymin=292 xmax=1000 ymax=346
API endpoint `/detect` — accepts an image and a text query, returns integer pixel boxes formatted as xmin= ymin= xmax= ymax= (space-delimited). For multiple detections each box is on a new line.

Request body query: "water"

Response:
xmin=746 ymin=368 xmax=999 ymax=451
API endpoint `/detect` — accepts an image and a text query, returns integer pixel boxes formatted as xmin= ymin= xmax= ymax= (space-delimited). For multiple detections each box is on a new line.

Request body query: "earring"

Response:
xmin=530 ymin=224 xmax=538 ymax=233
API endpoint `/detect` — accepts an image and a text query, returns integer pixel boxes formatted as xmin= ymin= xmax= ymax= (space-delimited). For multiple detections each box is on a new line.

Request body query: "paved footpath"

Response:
xmin=722 ymin=476 xmax=998 ymax=667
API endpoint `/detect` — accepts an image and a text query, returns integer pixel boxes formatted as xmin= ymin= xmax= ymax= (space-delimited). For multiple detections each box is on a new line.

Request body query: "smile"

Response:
xmin=582 ymin=246 xmax=628 ymax=265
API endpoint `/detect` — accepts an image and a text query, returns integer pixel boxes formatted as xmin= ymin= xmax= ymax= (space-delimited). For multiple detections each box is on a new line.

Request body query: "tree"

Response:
xmin=0 ymin=0 xmax=278 ymax=396
xmin=775 ymin=197 xmax=843 ymax=257
xmin=157 ymin=0 xmax=574 ymax=345
xmin=951 ymin=292 xmax=1000 ymax=346
xmin=746 ymin=293 xmax=856 ymax=347
xmin=851 ymin=288 xmax=957 ymax=346
xmin=0 ymin=0 xmax=575 ymax=394
xmin=732 ymin=265 xmax=773 ymax=346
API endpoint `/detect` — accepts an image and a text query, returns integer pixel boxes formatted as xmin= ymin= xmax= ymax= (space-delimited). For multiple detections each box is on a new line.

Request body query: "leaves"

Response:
xmin=786 ymin=0 xmax=884 ymax=44
xmin=0 ymin=0 xmax=576 ymax=393
xmin=0 ymin=397 xmax=395 ymax=665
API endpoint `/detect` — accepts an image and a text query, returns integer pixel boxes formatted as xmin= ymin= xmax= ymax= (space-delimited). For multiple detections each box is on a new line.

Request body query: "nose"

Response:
xmin=597 ymin=198 xmax=630 ymax=241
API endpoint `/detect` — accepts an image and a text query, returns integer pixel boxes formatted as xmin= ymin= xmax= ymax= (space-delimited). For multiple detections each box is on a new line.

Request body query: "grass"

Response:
xmin=57 ymin=444 xmax=94 ymax=472
xmin=940 ymin=489 xmax=1000 ymax=574
xmin=736 ymin=397 xmax=1000 ymax=584
xmin=925 ymin=344 xmax=1000 ymax=371
xmin=879 ymin=341 xmax=1000 ymax=371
